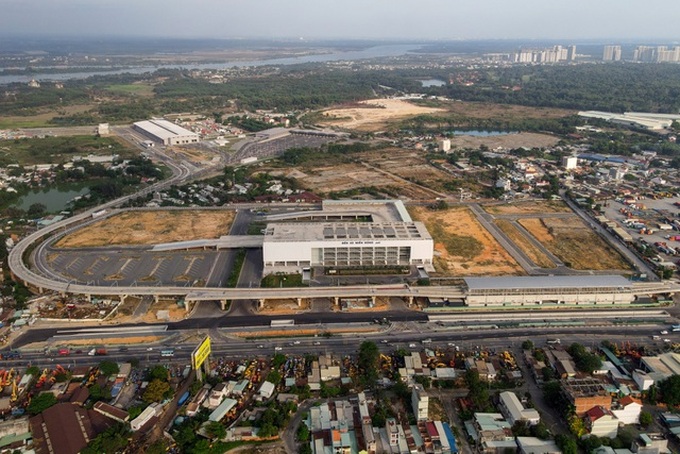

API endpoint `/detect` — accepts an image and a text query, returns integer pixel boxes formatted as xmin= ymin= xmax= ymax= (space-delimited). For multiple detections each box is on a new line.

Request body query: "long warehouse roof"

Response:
xmin=133 ymin=119 xmax=197 ymax=140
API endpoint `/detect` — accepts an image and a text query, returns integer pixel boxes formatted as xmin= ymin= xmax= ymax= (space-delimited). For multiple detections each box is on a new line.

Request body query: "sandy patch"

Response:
xmin=319 ymin=98 xmax=445 ymax=131
xmin=55 ymin=209 xmax=235 ymax=248
xmin=450 ymin=132 xmax=560 ymax=151
xmin=410 ymin=206 xmax=523 ymax=276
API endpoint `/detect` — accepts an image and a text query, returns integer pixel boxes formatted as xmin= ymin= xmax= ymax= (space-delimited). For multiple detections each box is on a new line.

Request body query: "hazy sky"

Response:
xmin=1 ymin=0 xmax=678 ymax=41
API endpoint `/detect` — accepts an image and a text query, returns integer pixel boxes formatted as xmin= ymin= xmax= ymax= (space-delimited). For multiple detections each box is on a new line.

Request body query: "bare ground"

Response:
xmin=485 ymin=200 xmax=572 ymax=215
xmin=495 ymin=219 xmax=556 ymax=269
xmin=318 ymin=98 xmax=445 ymax=131
xmin=409 ymin=206 xmax=524 ymax=276
xmin=519 ymin=217 xmax=632 ymax=271
xmin=55 ymin=210 xmax=235 ymax=248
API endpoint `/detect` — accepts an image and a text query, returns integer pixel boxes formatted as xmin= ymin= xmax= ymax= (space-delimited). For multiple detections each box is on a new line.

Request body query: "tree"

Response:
xmin=27 ymin=203 xmax=47 ymax=218
xmin=89 ymin=383 xmax=112 ymax=402
xmin=28 ymin=393 xmax=57 ymax=415
xmin=143 ymin=378 xmax=171 ymax=403
xmin=555 ymin=434 xmax=578 ymax=454
xmin=266 ymin=370 xmax=282 ymax=385
xmin=205 ymin=421 xmax=226 ymax=440
xmin=81 ymin=422 xmax=130 ymax=454
xmin=358 ymin=341 xmax=380 ymax=387
xmin=659 ymin=375 xmax=680 ymax=406
xmin=148 ymin=365 xmax=169 ymax=382
xmin=639 ymin=411 xmax=653 ymax=427
xmin=99 ymin=360 xmax=119 ymax=377
xmin=521 ymin=340 xmax=534 ymax=350
xmin=297 ymin=423 xmax=311 ymax=443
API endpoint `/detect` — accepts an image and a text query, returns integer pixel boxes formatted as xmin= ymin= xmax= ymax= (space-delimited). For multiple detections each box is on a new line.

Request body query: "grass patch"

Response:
xmin=104 ymin=83 xmax=154 ymax=96
xmin=328 ymin=266 xmax=409 ymax=275
xmin=226 ymin=249 xmax=247 ymax=287
xmin=247 ymin=221 xmax=267 ymax=235
xmin=0 ymin=135 xmax=134 ymax=166
xmin=429 ymin=223 xmax=483 ymax=260
xmin=261 ymin=273 xmax=305 ymax=288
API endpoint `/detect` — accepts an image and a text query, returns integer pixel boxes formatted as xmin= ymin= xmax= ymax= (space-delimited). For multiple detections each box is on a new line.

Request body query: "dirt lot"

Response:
xmin=409 ymin=206 xmax=523 ymax=276
xmin=495 ymin=219 xmax=555 ymax=269
xmin=450 ymin=132 xmax=560 ymax=151
xmin=414 ymin=99 xmax=574 ymax=121
xmin=318 ymin=98 xmax=445 ymax=131
xmin=271 ymin=148 xmax=451 ymax=200
xmin=485 ymin=200 xmax=572 ymax=215
xmin=519 ymin=217 xmax=632 ymax=271
xmin=55 ymin=210 xmax=235 ymax=248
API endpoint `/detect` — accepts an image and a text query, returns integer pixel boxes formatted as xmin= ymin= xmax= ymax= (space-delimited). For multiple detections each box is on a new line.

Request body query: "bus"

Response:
xmin=160 ymin=349 xmax=175 ymax=357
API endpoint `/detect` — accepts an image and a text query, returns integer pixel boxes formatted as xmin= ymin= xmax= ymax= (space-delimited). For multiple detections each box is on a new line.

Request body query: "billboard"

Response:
xmin=191 ymin=336 xmax=211 ymax=370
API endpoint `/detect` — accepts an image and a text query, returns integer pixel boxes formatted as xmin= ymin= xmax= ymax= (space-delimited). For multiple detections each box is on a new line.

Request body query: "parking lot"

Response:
xmin=45 ymin=248 xmax=233 ymax=287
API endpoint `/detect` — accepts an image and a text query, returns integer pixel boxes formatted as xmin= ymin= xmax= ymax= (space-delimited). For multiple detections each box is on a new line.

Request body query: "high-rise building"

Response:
xmin=567 ymin=45 xmax=577 ymax=61
xmin=603 ymin=45 xmax=622 ymax=61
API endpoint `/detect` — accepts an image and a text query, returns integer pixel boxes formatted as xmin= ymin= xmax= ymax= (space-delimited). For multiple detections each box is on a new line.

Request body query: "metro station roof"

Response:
xmin=464 ymin=275 xmax=631 ymax=291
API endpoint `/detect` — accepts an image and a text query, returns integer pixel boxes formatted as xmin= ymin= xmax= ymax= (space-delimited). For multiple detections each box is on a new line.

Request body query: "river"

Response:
xmin=0 ymin=43 xmax=423 ymax=85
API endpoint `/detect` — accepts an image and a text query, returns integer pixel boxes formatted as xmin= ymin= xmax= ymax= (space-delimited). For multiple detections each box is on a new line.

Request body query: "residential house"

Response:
xmin=586 ymin=406 xmax=619 ymax=439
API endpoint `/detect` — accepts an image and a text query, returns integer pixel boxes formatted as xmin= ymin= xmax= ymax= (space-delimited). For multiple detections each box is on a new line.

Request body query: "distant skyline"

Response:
xmin=1 ymin=0 xmax=679 ymax=42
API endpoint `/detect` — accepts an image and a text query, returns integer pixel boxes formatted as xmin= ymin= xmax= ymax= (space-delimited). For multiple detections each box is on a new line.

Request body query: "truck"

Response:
xmin=547 ymin=338 xmax=561 ymax=345
xmin=91 ymin=209 xmax=107 ymax=219
xmin=88 ymin=348 xmax=107 ymax=356
xmin=58 ymin=348 xmax=70 ymax=356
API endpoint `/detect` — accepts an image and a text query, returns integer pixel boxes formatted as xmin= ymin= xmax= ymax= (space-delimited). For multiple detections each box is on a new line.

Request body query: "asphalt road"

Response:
xmin=9 ymin=319 xmax=676 ymax=367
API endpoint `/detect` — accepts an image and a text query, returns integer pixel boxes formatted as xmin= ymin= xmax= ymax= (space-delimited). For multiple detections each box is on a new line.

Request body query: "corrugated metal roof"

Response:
xmin=465 ymin=275 xmax=630 ymax=290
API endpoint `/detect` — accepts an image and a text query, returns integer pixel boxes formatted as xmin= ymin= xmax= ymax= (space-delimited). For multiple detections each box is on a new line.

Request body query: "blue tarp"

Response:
xmin=443 ymin=422 xmax=458 ymax=453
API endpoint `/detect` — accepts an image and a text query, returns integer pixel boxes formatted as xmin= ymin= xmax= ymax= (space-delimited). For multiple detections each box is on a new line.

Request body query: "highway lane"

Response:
xmin=6 ymin=323 xmax=675 ymax=371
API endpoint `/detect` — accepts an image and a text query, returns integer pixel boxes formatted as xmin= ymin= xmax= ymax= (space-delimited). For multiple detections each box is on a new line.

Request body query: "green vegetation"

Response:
xmin=0 ymin=135 xmax=133 ymax=167
xmin=82 ymin=422 xmax=131 ymax=454
xmin=429 ymin=64 xmax=680 ymax=113
xmin=104 ymin=83 xmax=154 ymax=95
xmin=357 ymin=341 xmax=380 ymax=388
xmin=98 ymin=360 xmax=120 ymax=377
xmin=27 ymin=393 xmax=57 ymax=415
xmin=658 ymin=375 xmax=680 ymax=406
xmin=567 ymin=343 xmax=602 ymax=374
xmin=261 ymin=273 xmax=305 ymax=288
xmin=429 ymin=223 xmax=483 ymax=260
xmin=226 ymin=249 xmax=247 ymax=287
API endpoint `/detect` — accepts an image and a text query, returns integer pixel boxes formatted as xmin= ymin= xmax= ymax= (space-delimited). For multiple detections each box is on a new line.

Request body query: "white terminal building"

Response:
xmin=133 ymin=118 xmax=199 ymax=146
xmin=261 ymin=200 xmax=433 ymax=273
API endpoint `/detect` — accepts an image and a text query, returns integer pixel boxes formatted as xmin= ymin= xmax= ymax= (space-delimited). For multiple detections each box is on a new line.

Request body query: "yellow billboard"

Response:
xmin=191 ymin=336 xmax=211 ymax=370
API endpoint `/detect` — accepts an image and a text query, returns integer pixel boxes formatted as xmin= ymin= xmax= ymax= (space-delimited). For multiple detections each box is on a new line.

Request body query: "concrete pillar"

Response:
xmin=220 ymin=300 xmax=227 ymax=311
xmin=86 ymin=294 xmax=92 ymax=302
xmin=120 ymin=294 xmax=127 ymax=305
xmin=297 ymin=298 xmax=302 ymax=307
xmin=185 ymin=300 xmax=191 ymax=313
xmin=371 ymin=296 xmax=376 ymax=307
xmin=154 ymin=294 xmax=160 ymax=304
xmin=408 ymin=296 xmax=413 ymax=306
xmin=258 ymin=299 xmax=265 ymax=310
xmin=334 ymin=297 xmax=339 ymax=306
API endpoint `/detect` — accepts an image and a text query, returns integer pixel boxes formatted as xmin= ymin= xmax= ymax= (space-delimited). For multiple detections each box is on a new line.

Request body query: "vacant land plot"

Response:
xmin=519 ymin=217 xmax=631 ymax=271
xmin=0 ymin=104 xmax=95 ymax=129
xmin=410 ymin=206 xmax=523 ymax=276
xmin=55 ymin=209 xmax=235 ymax=248
xmin=485 ymin=200 xmax=572 ymax=215
xmin=495 ymin=219 xmax=556 ymax=268
xmin=450 ymin=132 xmax=560 ymax=151
xmin=268 ymin=148 xmax=452 ymax=200
xmin=414 ymin=99 xmax=575 ymax=120
xmin=318 ymin=98 xmax=445 ymax=131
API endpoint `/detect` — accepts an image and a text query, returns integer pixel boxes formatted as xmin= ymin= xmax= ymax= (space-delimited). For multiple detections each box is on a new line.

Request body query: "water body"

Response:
xmin=15 ymin=184 xmax=90 ymax=213
xmin=0 ymin=43 xmax=423 ymax=85
xmin=451 ymin=130 xmax=517 ymax=137
xmin=420 ymin=79 xmax=446 ymax=87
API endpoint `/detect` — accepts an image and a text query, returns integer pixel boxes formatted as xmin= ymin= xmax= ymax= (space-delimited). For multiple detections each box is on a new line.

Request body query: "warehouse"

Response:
xmin=464 ymin=275 xmax=634 ymax=306
xmin=262 ymin=221 xmax=433 ymax=273
xmin=133 ymin=118 xmax=199 ymax=146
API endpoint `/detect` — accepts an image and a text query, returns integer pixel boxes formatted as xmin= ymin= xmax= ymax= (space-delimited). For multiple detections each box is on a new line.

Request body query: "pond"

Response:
xmin=15 ymin=183 xmax=90 ymax=213
xmin=451 ymin=130 xmax=518 ymax=137
xmin=420 ymin=79 xmax=447 ymax=87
